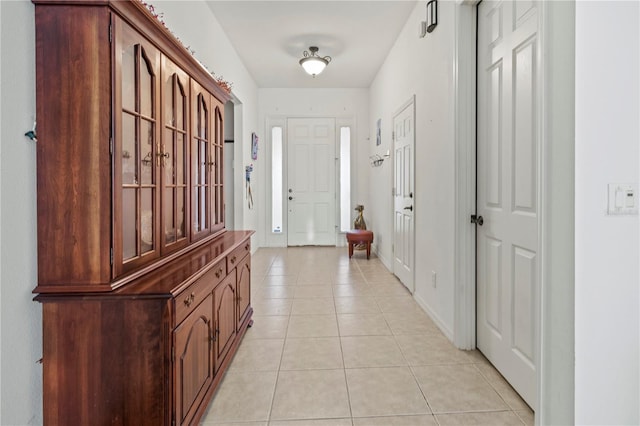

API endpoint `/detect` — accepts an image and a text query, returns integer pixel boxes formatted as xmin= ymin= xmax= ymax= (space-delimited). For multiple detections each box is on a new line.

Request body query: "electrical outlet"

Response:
xmin=431 ymin=271 xmax=437 ymax=288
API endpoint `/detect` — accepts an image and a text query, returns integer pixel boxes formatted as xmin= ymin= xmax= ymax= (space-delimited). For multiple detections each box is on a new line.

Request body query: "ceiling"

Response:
xmin=205 ymin=1 xmax=418 ymax=88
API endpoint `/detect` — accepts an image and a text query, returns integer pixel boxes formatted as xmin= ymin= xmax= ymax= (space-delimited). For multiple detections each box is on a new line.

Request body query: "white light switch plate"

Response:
xmin=607 ymin=183 xmax=638 ymax=215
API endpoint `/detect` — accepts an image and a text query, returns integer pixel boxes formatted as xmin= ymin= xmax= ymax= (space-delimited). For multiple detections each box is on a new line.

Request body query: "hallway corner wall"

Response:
xmin=368 ymin=1 xmax=458 ymax=337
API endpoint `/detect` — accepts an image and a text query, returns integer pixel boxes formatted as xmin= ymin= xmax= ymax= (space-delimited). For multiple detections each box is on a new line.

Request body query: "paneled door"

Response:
xmin=393 ymin=99 xmax=415 ymax=292
xmin=476 ymin=0 xmax=539 ymax=408
xmin=287 ymin=118 xmax=336 ymax=246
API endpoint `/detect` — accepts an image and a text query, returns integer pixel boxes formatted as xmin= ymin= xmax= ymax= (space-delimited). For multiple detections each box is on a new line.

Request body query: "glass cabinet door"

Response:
xmin=114 ymin=19 xmax=227 ymax=278
xmin=191 ymin=82 xmax=212 ymax=241
xmin=115 ymin=20 xmax=161 ymax=275
xmin=161 ymin=57 xmax=189 ymax=252
xmin=212 ymin=101 xmax=225 ymax=234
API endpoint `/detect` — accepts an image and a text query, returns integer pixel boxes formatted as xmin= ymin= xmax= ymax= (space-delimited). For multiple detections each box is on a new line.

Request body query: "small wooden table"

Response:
xmin=346 ymin=230 xmax=374 ymax=259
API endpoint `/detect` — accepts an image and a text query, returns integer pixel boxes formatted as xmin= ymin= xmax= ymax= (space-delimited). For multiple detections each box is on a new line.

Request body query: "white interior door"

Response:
xmin=287 ymin=118 xmax=336 ymax=246
xmin=393 ymin=100 xmax=415 ymax=292
xmin=476 ymin=0 xmax=539 ymax=408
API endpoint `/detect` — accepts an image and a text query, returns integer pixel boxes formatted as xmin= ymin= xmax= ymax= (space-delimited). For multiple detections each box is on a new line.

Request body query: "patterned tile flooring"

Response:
xmin=201 ymin=247 xmax=534 ymax=426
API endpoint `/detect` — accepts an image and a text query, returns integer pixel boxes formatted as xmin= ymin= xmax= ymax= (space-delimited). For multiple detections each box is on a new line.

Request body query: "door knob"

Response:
xmin=470 ymin=215 xmax=484 ymax=226
xmin=403 ymin=205 xmax=413 ymax=211
xmin=288 ymin=196 xmax=293 ymax=200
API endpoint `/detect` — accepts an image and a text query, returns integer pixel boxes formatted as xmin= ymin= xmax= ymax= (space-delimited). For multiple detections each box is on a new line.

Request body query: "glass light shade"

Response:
xmin=300 ymin=57 xmax=328 ymax=76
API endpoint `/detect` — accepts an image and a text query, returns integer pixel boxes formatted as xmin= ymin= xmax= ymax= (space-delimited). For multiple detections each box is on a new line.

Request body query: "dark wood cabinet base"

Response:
xmin=38 ymin=232 xmax=253 ymax=426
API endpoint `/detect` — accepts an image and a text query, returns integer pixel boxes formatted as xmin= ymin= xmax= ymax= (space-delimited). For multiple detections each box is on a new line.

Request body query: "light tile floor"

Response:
xmin=201 ymin=247 xmax=534 ymax=426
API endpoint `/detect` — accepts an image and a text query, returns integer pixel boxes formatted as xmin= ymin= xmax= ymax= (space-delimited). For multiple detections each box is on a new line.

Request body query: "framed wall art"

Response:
xmin=251 ymin=132 xmax=258 ymax=160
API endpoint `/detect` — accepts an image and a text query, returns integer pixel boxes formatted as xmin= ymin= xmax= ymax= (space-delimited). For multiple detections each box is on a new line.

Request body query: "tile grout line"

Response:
xmin=333 ymin=262 xmax=355 ymax=424
xmin=471 ymin=362 xmax=531 ymax=424
xmin=264 ymin=252 xmax=295 ymax=424
xmin=223 ymin=248 xmax=535 ymax=425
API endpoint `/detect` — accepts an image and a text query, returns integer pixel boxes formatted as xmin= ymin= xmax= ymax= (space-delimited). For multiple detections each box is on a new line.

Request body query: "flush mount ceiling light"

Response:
xmin=299 ymin=46 xmax=331 ymax=77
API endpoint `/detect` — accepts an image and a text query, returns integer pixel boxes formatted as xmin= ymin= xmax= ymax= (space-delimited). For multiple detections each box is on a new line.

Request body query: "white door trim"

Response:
xmin=453 ymin=0 xmax=571 ymax=422
xmin=453 ymin=1 xmax=479 ymax=351
xmin=536 ymin=3 xmax=575 ymax=424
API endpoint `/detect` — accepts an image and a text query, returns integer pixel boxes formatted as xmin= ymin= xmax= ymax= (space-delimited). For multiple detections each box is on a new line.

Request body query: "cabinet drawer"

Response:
xmin=175 ymin=259 xmax=225 ymax=325
xmin=227 ymin=239 xmax=251 ymax=272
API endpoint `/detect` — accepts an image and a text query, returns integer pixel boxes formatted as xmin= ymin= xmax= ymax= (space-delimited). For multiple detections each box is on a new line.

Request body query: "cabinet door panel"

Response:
xmin=161 ymin=56 xmax=190 ymax=253
xmin=191 ymin=81 xmax=213 ymax=241
xmin=236 ymin=255 xmax=251 ymax=330
xmin=174 ymin=294 xmax=214 ymax=426
xmin=214 ymin=272 xmax=237 ymax=371
xmin=212 ymin=101 xmax=225 ymax=233
xmin=114 ymin=18 xmax=161 ymax=275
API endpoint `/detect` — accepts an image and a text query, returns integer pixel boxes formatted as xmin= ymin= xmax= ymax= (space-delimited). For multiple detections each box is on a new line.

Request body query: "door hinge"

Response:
xmin=110 ymin=248 xmax=113 ymax=265
xmin=109 ymin=24 xmax=112 ymax=44
xmin=109 ymin=137 xmax=113 ymax=155
xmin=392 ymin=131 xmax=395 ymax=141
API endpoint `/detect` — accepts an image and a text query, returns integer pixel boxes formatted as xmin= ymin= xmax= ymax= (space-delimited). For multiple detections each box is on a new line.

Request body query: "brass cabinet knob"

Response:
xmin=183 ymin=292 xmax=195 ymax=307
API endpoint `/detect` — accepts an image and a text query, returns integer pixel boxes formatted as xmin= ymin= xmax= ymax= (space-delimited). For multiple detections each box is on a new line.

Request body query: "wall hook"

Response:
xmin=25 ymin=120 xmax=37 ymax=142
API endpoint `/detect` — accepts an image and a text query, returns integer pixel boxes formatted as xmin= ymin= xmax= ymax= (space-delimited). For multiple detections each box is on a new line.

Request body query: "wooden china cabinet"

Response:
xmin=32 ymin=1 xmax=253 ymax=425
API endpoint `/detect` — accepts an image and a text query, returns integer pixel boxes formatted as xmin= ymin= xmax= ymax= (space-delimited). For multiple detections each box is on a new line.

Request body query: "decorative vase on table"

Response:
xmin=353 ymin=205 xmax=367 ymax=250
xmin=354 ymin=205 xmax=366 ymax=230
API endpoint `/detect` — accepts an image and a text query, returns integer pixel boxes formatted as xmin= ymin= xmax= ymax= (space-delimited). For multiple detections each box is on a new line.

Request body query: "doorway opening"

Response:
xmin=266 ymin=116 xmax=354 ymax=247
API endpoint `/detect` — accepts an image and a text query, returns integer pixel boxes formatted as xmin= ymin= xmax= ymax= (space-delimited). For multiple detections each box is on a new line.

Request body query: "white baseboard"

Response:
xmin=372 ymin=243 xmax=392 ymax=270
xmin=414 ymin=293 xmax=455 ymax=342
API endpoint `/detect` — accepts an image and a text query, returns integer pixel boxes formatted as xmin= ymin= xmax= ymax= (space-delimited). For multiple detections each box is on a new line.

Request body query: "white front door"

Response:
xmin=287 ymin=118 xmax=336 ymax=246
xmin=476 ymin=0 xmax=539 ymax=408
xmin=393 ymin=99 xmax=415 ymax=292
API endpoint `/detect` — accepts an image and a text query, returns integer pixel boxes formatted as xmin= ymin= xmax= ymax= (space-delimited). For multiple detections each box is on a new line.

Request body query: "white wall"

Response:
xmin=369 ymin=1 xmax=457 ymax=337
xmin=257 ymin=88 xmax=370 ymax=248
xmin=0 ymin=1 xmax=42 ymax=424
xmin=1 ymin=1 xmax=3 ymax=418
xmin=574 ymin=2 xmax=640 ymax=424
xmin=0 ymin=1 xmax=259 ymax=423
